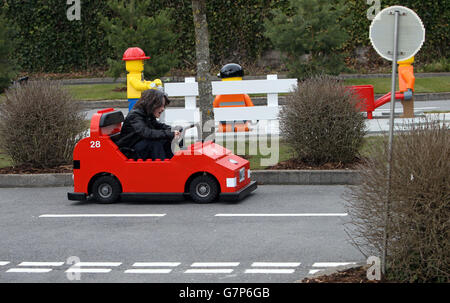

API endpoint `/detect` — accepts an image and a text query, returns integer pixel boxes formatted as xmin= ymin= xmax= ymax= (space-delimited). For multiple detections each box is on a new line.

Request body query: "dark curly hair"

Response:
xmin=134 ymin=89 xmax=170 ymax=116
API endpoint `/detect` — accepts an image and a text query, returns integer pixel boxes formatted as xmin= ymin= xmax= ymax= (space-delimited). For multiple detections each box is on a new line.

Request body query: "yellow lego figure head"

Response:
xmin=398 ymin=56 xmax=414 ymax=66
xmin=122 ymin=47 xmax=150 ymax=72
xmin=218 ymin=63 xmax=244 ymax=81
xmin=125 ymin=60 xmax=144 ymax=73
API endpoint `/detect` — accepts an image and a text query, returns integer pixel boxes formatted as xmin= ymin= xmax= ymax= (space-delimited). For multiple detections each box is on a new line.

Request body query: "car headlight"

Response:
xmin=226 ymin=177 xmax=237 ymax=188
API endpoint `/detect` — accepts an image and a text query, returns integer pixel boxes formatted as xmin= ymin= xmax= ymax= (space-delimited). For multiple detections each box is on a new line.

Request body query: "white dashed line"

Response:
xmin=308 ymin=269 xmax=322 ymax=275
xmin=19 ymin=262 xmax=64 ymax=267
xmin=185 ymin=269 xmax=234 ymax=274
xmin=73 ymin=262 xmax=122 ymax=267
xmin=0 ymin=262 xmax=10 ymax=266
xmin=39 ymin=214 xmax=166 ymax=218
xmin=191 ymin=262 xmax=240 ymax=267
xmin=251 ymin=262 xmax=301 ymax=267
xmin=245 ymin=269 xmax=296 ymax=274
xmin=64 ymin=262 xmax=122 ymax=274
xmin=312 ymin=262 xmax=356 ymax=267
xmin=215 ymin=213 xmax=348 ymax=217
xmin=125 ymin=269 xmax=173 ymax=274
xmin=132 ymin=262 xmax=181 ymax=267
xmin=7 ymin=268 xmax=53 ymax=273
xmin=65 ymin=268 xmax=112 ymax=274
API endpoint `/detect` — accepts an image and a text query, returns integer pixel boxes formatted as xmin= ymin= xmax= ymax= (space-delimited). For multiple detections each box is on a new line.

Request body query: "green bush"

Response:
xmin=264 ymin=0 xmax=350 ymax=79
xmin=102 ymin=0 xmax=180 ymax=79
xmin=345 ymin=119 xmax=450 ymax=282
xmin=0 ymin=13 xmax=17 ymax=92
xmin=279 ymin=76 xmax=366 ymax=165
xmin=0 ymin=80 xmax=86 ymax=168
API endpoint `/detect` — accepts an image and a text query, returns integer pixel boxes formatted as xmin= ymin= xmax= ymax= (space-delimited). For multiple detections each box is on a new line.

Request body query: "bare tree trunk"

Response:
xmin=192 ymin=0 xmax=213 ymax=141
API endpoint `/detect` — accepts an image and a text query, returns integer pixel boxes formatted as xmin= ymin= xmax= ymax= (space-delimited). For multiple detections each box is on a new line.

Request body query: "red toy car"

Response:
xmin=68 ymin=108 xmax=257 ymax=203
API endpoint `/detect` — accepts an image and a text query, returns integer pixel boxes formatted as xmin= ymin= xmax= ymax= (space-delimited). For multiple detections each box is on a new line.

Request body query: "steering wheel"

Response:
xmin=171 ymin=123 xmax=201 ymax=151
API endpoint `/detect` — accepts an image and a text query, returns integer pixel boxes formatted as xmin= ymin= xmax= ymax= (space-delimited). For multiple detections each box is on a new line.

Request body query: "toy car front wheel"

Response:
xmin=92 ymin=175 xmax=121 ymax=204
xmin=189 ymin=175 xmax=219 ymax=204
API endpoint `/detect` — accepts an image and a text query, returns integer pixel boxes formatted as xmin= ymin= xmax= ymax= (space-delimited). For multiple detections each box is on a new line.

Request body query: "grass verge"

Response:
xmin=65 ymin=76 xmax=450 ymax=101
xmin=344 ymin=76 xmax=450 ymax=94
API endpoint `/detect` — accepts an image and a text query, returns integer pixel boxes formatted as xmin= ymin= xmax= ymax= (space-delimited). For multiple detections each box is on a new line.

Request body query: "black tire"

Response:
xmin=92 ymin=175 xmax=121 ymax=204
xmin=189 ymin=175 xmax=219 ymax=204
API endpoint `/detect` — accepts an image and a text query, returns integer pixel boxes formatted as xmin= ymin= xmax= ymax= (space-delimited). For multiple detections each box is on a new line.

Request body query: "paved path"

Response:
xmin=0 ymin=185 xmax=363 ymax=283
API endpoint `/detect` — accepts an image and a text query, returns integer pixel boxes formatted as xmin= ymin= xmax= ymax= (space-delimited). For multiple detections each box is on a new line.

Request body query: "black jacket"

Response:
xmin=116 ymin=108 xmax=174 ymax=148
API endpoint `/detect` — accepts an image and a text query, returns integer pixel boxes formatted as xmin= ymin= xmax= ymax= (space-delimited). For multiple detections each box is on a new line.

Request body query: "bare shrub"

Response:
xmin=345 ymin=118 xmax=450 ymax=282
xmin=0 ymin=80 xmax=86 ymax=168
xmin=279 ymin=75 xmax=366 ymax=165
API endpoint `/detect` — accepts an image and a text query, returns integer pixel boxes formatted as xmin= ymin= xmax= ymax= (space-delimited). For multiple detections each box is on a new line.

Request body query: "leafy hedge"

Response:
xmin=1 ymin=0 xmax=448 ymax=74
xmin=344 ymin=0 xmax=450 ymax=61
xmin=0 ymin=12 xmax=17 ymax=92
xmin=2 ymin=0 xmax=112 ymax=72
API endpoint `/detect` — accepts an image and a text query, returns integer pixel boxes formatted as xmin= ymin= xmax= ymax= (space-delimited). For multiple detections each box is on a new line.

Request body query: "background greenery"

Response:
xmin=0 ymin=0 xmax=448 ymax=75
xmin=0 ymin=12 xmax=17 ymax=92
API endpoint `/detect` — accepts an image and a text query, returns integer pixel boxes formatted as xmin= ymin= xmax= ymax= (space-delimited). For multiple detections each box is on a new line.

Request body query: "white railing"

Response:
xmin=160 ymin=75 xmax=298 ymax=133
xmin=161 ymin=77 xmax=200 ymax=124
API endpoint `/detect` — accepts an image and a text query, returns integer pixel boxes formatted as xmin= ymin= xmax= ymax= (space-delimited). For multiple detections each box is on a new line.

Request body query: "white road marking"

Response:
xmin=132 ymin=262 xmax=181 ymax=267
xmin=73 ymin=262 xmax=122 ymax=267
xmin=245 ymin=269 xmax=295 ymax=274
xmin=19 ymin=262 xmax=64 ymax=267
xmin=0 ymin=262 xmax=10 ymax=266
xmin=185 ymin=269 xmax=234 ymax=274
xmin=251 ymin=262 xmax=300 ymax=267
xmin=39 ymin=214 xmax=166 ymax=218
xmin=125 ymin=269 xmax=173 ymax=274
xmin=308 ymin=269 xmax=322 ymax=275
xmin=215 ymin=213 xmax=348 ymax=217
xmin=191 ymin=262 xmax=240 ymax=267
xmin=65 ymin=268 xmax=111 ymax=273
xmin=7 ymin=268 xmax=52 ymax=273
xmin=312 ymin=262 xmax=356 ymax=267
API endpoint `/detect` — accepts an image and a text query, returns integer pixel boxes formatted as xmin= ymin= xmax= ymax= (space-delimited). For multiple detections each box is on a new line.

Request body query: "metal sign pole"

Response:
xmin=382 ymin=9 xmax=400 ymax=276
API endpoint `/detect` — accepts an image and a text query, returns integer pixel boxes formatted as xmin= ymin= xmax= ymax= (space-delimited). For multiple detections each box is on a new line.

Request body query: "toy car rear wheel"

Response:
xmin=189 ymin=175 xmax=219 ymax=204
xmin=92 ymin=175 xmax=121 ymax=204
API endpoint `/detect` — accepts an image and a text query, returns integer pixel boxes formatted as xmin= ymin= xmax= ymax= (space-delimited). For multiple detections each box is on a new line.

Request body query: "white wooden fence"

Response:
xmin=160 ymin=75 xmax=298 ymax=134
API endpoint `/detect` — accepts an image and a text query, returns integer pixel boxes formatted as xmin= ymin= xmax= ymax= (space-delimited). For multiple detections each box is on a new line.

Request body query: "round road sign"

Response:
xmin=370 ymin=6 xmax=425 ymax=61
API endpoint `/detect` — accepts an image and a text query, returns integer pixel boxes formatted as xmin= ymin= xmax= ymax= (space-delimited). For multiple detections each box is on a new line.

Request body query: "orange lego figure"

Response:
xmin=213 ymin=64 xmax=254 ymax=132
xmin=398 ymin=56 xmax=415 ymax=118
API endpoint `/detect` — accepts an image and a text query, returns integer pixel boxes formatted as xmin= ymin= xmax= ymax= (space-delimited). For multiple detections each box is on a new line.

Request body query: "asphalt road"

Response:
xmin=0 ymin=185 xmax=364 ymax=283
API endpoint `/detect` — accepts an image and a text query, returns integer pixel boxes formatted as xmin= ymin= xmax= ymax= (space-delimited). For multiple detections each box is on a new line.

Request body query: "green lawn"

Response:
xmin=67 ymin=83 xmax=127 ymax=101
xmin=66 ymin=76 xmax=450 ymax=101
xmin=0 ymin=149 xmax=12 ymax=169
xmin=344 ymin=76 xmax=450 ymax=94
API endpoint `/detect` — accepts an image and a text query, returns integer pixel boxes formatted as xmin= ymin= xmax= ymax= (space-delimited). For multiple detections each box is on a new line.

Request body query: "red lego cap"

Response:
xmin=122 ymin=47 xmax=150 ymax=61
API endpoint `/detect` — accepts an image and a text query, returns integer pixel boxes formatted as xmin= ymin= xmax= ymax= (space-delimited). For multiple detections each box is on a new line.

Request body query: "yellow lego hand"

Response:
xmin=153 ymin=79 xmax=163 ymax=87
xmin=147 ymin=79 xmax=163 ymax=90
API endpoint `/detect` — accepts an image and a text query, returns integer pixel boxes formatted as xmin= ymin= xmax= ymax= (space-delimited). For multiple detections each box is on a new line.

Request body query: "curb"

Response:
xmin=253 ymin=170 xmax=361 ymax=185
xmin=0 ymin=173 xmax=73 ymax=188
xmin=295 ymin=262 xmax=367 ymax=283
xmin=0 ymin=170 xmax=362 ymax=188
xmin=78 ymin=93 xmax=450 ymax=110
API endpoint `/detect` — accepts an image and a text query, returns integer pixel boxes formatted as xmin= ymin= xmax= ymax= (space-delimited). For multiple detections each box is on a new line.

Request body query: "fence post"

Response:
xmin=267 ymin=74 xmax=278 ymax=107
xmin=184 ymin=77 xmax=197 ymax=109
